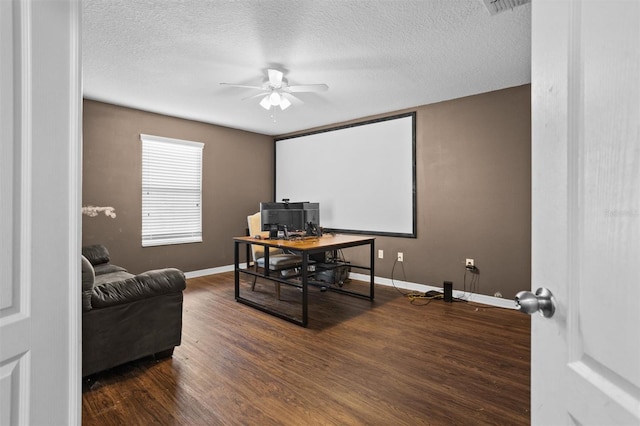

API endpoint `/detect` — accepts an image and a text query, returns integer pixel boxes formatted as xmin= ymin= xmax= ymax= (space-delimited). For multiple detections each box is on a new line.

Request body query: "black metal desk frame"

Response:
xmin=234 ymin=234 xmax=375 ymax=327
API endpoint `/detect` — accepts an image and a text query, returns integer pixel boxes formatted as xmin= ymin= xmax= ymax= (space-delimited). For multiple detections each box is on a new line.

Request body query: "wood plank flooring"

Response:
xmin=82 ymin=272 xmax=531 ymax=425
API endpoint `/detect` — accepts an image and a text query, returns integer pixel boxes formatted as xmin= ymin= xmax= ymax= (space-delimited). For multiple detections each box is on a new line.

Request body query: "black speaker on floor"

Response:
xmin=443 ymin=281 xmax=453 ymax=303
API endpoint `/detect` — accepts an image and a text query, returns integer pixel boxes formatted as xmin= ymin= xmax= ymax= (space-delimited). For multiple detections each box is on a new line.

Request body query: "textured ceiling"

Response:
xmin=82 ymin=0 xmax=531 ymax=136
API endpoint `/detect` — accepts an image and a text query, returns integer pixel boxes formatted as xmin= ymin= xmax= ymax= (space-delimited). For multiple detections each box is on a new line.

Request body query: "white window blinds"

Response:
xmin=141 ymin=134 xmax=204 ymax=247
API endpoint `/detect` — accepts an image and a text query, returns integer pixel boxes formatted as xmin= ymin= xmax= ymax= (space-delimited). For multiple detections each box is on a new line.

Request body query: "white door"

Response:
xmin=0 ymin=1 xmax=81 ymax=424
xmin=531 ymin=0 xmax=640 ymax=424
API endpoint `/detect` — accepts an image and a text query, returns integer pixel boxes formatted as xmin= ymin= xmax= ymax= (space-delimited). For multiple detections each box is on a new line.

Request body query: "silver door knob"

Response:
xmin=514 ymin=287 xmax=555 ymax=318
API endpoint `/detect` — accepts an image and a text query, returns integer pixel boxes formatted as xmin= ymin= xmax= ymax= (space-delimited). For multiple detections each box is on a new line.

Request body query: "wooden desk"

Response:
xmin=233 ymin=234 xmax=375 ymax=327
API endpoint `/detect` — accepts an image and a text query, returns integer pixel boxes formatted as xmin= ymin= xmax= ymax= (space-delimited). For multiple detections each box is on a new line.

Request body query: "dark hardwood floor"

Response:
xmin=82 ymin=272 xmax=530 ymax=425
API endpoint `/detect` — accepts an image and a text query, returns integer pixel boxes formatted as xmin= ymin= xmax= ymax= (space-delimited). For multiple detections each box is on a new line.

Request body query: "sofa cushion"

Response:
xmin=93 ymin=263 xmax=128 ymax=277
xmin=82 ymin=244 xmax=111 ymax=266
xmin=91 ymin=268 xmax=186 ymax=309
xmin=94 ymin=270 xmax=133 ymax=287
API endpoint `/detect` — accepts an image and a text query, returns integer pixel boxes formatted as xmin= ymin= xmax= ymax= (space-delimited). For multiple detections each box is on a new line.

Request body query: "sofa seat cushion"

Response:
xmin=94 ymin=270 xmax=133 ymax=287
xmin=94 ymin=263 xmax=128 ymax=276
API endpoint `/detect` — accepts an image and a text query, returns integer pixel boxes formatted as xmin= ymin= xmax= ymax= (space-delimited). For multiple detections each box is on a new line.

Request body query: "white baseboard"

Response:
xmin=348 ymin=272 xmax=516 ymax=309
xmin=184 ymin=266 xmax=515 ymax=310
xmin=184 ymin=263 xmax=246 ymax=279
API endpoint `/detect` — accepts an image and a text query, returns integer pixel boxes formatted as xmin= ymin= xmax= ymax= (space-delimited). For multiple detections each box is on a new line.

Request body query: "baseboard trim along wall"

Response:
xmin=348 ymin=272 xmax=516 ymax=309
xmin=184 ymin=264 xmax=240 ymax=278
xmin=185 ymin=266 xmax=515 ymax=310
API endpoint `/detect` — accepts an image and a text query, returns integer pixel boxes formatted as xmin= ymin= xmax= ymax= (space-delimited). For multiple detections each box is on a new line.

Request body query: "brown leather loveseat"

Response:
xmin=81 ymin=244 xmax=186 ymax=377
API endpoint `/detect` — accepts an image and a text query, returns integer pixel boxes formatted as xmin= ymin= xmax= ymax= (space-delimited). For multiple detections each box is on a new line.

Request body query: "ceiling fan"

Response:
xmin=220 ymin=69 xmax=328 ymax=111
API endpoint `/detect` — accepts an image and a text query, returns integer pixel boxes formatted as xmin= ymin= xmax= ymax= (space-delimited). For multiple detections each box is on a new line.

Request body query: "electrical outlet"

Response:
xmin=397 ymin=252 xmax=403 ymax=262
xmin=465 ymin=258 xmax=474 ymax=267
xmin=378 ymin=249 xmax=384 ymax=259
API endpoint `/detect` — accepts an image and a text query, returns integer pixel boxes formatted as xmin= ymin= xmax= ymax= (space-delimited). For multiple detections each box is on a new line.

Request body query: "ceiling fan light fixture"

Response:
xmin=222 ymin=68 xmax=327 ymax=113
xmin=279 ymin=96 xmax=291 ymax=110
xmin=269 ymin=91 xmax=281 ymax=106
xmin=259 ymin=95 xmax=271 ymax=110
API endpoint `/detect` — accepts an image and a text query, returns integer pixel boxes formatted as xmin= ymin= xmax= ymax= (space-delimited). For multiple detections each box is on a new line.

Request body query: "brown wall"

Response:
xmin=83 ymin=84 xmax=530 ymax=299
xmin=280 ymin=84 xmax=531 ymax=299
xmin=82 ymin=100 xmax=273 ymax=273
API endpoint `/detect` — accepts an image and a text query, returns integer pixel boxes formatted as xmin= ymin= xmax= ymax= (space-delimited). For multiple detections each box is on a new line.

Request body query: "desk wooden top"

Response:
xmin=234 ymin=233 xmax=374 ymax=252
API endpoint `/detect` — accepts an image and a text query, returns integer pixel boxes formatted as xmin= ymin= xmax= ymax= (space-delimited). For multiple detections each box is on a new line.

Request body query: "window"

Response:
xmin=141 ymin=134 xmax=204 ymax=247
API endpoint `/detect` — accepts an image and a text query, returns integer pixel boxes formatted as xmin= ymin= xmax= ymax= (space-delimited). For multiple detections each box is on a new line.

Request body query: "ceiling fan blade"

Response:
xmin=220 ymin=83 xmax=264 ymax=90
xmin=267 ymin=69 xmax=283 ymax=87
xmin=241 ymin=91 xmax=270 ymax=101
xmin=282 ymin=92 xmax=303 ymax=105
xmin=287 ymin=83 xmax=329 ymax=93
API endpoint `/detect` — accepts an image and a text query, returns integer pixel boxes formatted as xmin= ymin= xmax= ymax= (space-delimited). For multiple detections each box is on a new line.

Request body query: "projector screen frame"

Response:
xmin=274 ymin=112 xmax=417 ymax=238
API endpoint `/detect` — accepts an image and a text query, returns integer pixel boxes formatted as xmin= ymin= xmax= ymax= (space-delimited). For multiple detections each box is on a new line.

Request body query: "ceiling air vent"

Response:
xmin=481 ymin=0 xmax=530 ymax=15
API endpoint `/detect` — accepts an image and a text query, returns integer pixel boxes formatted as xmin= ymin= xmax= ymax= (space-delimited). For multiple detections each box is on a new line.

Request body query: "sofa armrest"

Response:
xmin=91 ymin=268 xmax=186 ymax=309
xmin=81 ymin=255 xmax=95 ymax=312
xmin=82 ymin=244 xmax=111 ymax=266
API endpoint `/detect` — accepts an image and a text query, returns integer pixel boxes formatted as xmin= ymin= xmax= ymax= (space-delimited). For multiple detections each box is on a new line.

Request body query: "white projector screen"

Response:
xmin=275 ymin=113 xmax=416 ymax=237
